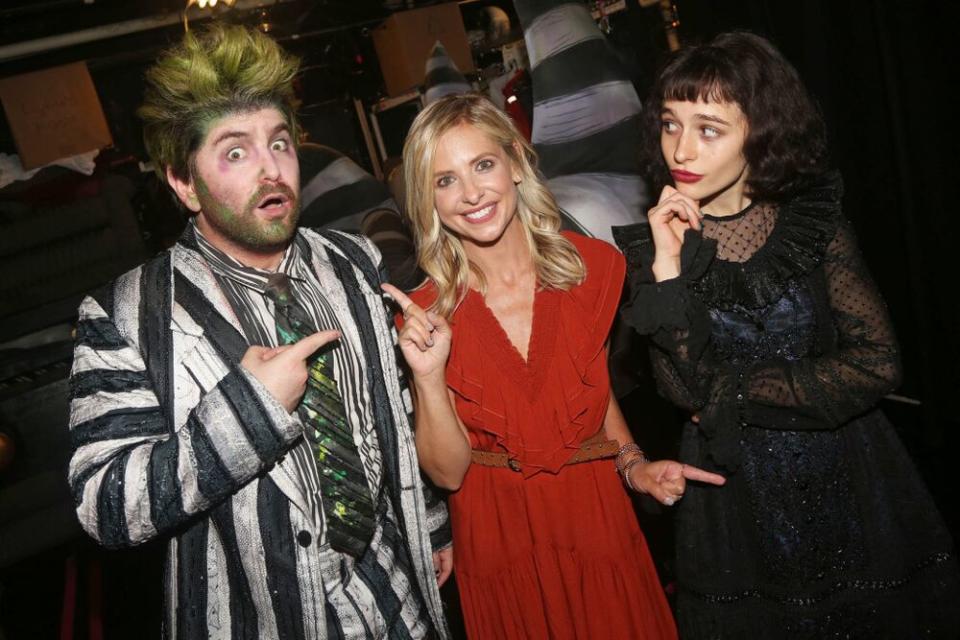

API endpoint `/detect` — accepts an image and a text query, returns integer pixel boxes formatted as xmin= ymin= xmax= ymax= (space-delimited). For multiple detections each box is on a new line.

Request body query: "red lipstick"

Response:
xmin=671 ymin=170 xmax=703 ymax=184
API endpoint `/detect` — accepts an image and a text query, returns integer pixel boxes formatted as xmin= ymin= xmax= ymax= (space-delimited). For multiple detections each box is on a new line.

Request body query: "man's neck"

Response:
xmin=192 ymin=219 xmax=290 ymax=271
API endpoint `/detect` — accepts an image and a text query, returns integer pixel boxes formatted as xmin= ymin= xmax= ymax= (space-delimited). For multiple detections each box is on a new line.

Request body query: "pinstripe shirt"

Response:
xmin=68 ymin=226 xmax=448 ymax=639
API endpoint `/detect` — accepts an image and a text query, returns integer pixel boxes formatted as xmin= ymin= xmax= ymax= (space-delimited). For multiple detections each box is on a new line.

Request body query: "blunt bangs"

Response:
xmin=659 ymin=54 xmax=740 ymax=107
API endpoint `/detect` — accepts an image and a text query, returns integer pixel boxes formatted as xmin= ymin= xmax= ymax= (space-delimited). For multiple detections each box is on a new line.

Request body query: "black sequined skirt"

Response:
xmin=673 ymin=409 xmax=960 ymax=639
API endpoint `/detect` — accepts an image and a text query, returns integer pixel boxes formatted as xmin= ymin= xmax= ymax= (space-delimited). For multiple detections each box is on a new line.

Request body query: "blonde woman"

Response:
xmin=382 ymin=94 xmax=724 ymax=639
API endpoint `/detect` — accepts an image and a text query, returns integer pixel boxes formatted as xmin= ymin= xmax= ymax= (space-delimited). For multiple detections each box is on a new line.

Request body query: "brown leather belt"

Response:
xmin=471 ymin=433 xmax=619 ymax=472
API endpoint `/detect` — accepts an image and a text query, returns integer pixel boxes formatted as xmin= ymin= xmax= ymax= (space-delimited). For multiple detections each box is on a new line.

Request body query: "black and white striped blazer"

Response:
xmin=68 ymin=228 xmax=449 ymax=639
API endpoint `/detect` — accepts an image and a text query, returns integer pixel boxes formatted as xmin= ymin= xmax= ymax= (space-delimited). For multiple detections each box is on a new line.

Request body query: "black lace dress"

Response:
xmin=613 ymin=175 xmax=960 ymax=639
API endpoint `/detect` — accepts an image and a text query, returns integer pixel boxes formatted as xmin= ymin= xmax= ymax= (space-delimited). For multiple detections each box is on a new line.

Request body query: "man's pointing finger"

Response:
xmin=281 ymin=330 xmax=341 ymax=362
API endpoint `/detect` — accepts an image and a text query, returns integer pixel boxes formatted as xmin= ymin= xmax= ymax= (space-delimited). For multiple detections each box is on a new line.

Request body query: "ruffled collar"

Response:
xmin=691 ymin=172 xmax=843 ymax=310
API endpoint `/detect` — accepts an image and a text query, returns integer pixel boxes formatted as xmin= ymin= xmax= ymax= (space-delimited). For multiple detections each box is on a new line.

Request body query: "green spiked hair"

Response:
xmin=138 ymin=23 xmax=301 ymax=182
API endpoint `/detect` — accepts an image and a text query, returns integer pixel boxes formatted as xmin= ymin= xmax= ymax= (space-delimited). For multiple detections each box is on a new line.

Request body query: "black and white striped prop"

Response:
xmin=424 ymin=41 xmax=473 ymax=105
xmin=514 ymin=0 xmax=649 ymax=242
xmin=297 ymin=142 xmax=419 ymax=286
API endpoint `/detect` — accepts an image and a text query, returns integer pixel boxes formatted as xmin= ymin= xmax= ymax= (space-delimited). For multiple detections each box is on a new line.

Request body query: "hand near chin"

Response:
xmin=648 ymin=185 xmax=702 ymax=282
xmin=381 ymin=283 xmax=452 ymax=382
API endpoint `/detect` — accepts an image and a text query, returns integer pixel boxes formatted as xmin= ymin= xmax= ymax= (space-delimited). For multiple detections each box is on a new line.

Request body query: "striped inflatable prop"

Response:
xmin=298 ymin=143 xmax=420 ymax=286
xmin=298 ymin=142 xmax=397 ymax=232
xmin=515 ymin=0 xmax=648 ymax=242
xmin=424 ymin=41 xmax=473 ymax=105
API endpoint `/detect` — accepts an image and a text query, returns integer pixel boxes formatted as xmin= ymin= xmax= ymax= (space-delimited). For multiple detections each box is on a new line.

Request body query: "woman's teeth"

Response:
xmin=466 ymin=205 xmax=493 ymax=220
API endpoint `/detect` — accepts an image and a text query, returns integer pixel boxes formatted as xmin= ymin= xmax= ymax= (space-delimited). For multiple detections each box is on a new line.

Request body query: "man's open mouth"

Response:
xmin=257 ymin=193 xmax=289 ymax=210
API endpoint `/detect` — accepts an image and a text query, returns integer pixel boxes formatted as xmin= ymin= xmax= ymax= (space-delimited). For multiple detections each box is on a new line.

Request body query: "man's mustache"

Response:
xmin=246 ymin=182 xmax=298 ymax=211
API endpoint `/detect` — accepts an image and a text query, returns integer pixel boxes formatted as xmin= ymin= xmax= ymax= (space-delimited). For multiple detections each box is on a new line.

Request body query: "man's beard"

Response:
xmin=196 ymin=180 xmax=301 ymax=255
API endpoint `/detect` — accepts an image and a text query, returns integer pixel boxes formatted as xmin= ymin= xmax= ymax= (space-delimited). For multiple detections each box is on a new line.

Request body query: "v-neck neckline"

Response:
xmin=466 ymin=286 xmax=560 ymax=399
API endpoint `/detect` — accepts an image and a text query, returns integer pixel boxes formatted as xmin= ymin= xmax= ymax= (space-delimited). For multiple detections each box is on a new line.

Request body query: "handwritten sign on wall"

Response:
xmin=0 ymin=62 xmax=112 ymax=171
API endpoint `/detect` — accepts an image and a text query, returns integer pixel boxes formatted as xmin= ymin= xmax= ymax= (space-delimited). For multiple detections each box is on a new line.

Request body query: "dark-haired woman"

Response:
xmin=614 ymin=32 xmax=959 ymax=638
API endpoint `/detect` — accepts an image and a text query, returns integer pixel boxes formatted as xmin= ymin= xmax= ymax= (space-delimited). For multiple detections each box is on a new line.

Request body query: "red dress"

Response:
xmin=409 ymin=233 xmax=677 ymax=639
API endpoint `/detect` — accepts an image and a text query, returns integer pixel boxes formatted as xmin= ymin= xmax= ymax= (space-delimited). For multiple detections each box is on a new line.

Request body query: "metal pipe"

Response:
xmin=353 ymin=96 xmax=382 ymax=181
xmin=0 ymin=12 xmax=184 ymax=63
xmin=0 ymin=0 xmax=286 ymax=64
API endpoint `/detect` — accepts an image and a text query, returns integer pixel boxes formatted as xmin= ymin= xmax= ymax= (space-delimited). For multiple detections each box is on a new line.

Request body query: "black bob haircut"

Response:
xmin=641 ymin=31 xmax=829 ymax=203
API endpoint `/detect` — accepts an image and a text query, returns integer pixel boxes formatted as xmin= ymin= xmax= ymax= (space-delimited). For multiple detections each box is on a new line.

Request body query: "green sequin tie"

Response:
xmin=264 ymin=272 xmax=375 ymax=557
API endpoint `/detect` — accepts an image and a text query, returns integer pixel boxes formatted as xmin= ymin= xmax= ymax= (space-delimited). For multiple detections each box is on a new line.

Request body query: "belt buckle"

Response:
xmin=507 ymin=457 xmax=521 ymax=472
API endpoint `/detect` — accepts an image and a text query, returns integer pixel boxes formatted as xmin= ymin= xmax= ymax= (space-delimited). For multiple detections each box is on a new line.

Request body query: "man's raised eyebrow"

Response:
xmin=210 ymin=130 xmax=249 ymax=147
xmin=210 ymin=122 xmax=290 ymax=147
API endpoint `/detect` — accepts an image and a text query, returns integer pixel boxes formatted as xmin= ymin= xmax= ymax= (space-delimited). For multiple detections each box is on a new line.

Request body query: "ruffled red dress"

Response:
xmin=409 ymin=233 xmax=677 ymax=639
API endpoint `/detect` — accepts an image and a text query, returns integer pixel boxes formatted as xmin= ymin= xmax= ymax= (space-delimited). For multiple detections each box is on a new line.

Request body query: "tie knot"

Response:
xmin=264 ymin=272 xmax=294 ymax=307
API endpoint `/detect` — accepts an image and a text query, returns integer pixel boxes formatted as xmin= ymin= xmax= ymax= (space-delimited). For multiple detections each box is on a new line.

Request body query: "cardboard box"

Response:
xmin=372 ymin=3 xmax=475 ymax=97
xmin=0 ymin=62 xmax=112 ymax=170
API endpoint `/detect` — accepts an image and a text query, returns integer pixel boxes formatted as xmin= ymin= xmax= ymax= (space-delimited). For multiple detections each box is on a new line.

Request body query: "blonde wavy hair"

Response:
xmin=403 ymin=93 xmax=585 ymax=318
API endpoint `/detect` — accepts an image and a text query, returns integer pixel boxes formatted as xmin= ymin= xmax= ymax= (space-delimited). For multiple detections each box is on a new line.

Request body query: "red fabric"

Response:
xmin=87 ymin=556 xmax=103 ymax=640
xmin=60 ymin=554 xmax=77 ymax=640
xmin=409 ymin=233 xmax=677 ymax=639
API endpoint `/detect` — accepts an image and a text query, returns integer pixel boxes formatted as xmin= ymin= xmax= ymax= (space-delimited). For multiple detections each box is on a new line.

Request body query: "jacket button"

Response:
xmin=296 ymin=530 xmax=312 ymax=547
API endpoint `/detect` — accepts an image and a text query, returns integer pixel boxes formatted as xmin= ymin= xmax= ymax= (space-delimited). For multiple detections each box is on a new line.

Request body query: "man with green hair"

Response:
xmin=67 ymin=24 xmax=451 ymax=639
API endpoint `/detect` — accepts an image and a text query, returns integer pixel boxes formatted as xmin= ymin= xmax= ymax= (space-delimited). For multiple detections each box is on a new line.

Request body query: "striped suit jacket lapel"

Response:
xmin=170 ymin=241 xmax=315 ymax=520
xmin=171 ymin=240 xmax=246 ymax=340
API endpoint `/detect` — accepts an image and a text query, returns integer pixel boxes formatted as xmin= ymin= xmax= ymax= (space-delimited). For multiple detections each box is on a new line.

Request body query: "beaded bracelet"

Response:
xmin=622 ymin=456 xmax=649 ymax=492
xmin=615 ymin=443 xmax=650 ymax=492
xmin=615 ymin=443 xmax=643 ymax=475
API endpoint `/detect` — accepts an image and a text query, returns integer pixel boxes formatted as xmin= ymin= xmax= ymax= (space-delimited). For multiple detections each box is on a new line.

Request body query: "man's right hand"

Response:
xmin=241 ymin=331 xmax=340 ymax=413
